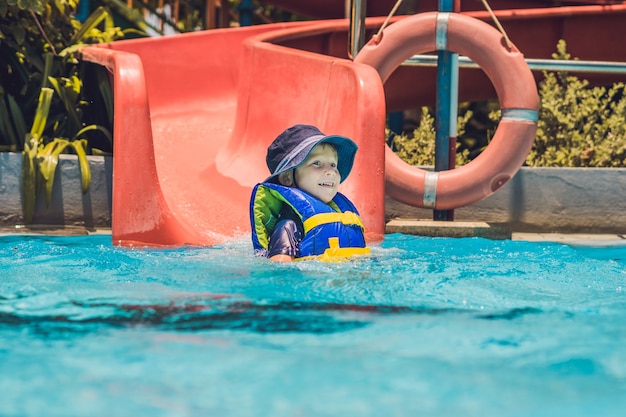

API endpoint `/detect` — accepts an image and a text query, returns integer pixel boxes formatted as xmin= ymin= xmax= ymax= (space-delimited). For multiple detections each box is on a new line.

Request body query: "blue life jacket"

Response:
xmin=250 ymin=183 xmax=370 ymax=261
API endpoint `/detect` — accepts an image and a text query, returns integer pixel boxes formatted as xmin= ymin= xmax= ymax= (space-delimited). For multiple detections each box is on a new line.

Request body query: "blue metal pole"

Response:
xmin=75 ymin=0 xmax=90 ymax=22
xmin=239 ymin=0 xmax=254 ymax=27
xmin=434 ymin=0 xmax=458 ymax=221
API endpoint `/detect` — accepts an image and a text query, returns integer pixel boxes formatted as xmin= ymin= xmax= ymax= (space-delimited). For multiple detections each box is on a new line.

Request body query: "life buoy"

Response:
xmin=354 ymin=12 xmax=539 ymax=209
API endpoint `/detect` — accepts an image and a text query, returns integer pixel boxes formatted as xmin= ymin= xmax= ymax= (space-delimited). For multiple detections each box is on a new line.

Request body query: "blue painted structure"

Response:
xmin=434 ymin=0 xmax=459 ymax=220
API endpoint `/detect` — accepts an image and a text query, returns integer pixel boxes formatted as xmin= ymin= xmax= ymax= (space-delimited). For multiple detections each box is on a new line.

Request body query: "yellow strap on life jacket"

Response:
xmin=296 ymin=237 xmax=371 ymax=262
xmin=302 ymin=211 xmax=364 ymax=234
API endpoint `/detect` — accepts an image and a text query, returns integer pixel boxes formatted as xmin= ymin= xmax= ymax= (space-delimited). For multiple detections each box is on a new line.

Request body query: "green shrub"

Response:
xmin=388 ymin=106 xmax=471 ymax=167
xmin=0 ymin=0 xmax=124 ymax=222
xmin=392 ymin=40 xmax=626 ymax=168
xmin=527 ymin=40 xmax=626 ymax=167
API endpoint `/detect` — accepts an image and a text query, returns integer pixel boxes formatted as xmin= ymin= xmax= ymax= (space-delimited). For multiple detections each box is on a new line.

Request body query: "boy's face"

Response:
xmin=294 ymin=143 xmax=340 ymax=203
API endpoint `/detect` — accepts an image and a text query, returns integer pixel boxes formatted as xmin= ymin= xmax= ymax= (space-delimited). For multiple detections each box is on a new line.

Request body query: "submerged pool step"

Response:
xmin=386 ymin=219 xmax=626 ymax=246
xmin=385 ymin=219 xmax=511 ymax=240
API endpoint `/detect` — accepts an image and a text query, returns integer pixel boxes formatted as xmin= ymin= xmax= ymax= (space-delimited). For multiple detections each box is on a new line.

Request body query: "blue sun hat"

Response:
xmin=265 ymin=124 xmax=358 ymax=184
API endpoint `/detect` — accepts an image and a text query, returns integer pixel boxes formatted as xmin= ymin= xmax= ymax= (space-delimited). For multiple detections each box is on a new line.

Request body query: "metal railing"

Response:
xmin=405 ymin=54 xmax=626 ymax=74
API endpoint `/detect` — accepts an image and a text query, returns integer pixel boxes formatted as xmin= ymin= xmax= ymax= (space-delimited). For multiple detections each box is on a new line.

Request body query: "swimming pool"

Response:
xmin=1 ymin=233 xmax=625 ymax=417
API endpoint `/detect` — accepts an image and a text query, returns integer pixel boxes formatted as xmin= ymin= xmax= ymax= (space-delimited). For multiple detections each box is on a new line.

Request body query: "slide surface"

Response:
xmin=79 ymin=3 xmax=626 ymax=247
xmin=80 ymin=21 xmax=387 ymax=246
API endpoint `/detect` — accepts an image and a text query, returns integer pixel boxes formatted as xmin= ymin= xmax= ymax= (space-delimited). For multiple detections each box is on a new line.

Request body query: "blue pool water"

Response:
xmin=1 ymin=233 xmax=625 ymax=417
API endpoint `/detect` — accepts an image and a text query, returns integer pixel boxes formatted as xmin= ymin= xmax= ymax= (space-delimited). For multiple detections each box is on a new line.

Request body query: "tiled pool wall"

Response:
xmin=1 ymin=152 xmax=625 ymax=234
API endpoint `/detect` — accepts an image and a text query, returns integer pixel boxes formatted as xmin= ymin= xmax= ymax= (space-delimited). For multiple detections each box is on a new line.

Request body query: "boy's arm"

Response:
xmin=267 ymin=210 xmax=303 ymax=262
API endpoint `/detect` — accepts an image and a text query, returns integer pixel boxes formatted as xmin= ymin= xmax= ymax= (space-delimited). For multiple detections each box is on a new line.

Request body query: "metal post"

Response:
xmin=76 ymin=0 xmax=90 ymax=22
xmin=207 ymin=0 xmax=217 ymax=29
xmin=349 ymin=0 xmax=367 ymax=58
xmin=239 ymin=0 xmax=254 ymax=27
xmin=434 ymin=0 xmax=459 ymax=221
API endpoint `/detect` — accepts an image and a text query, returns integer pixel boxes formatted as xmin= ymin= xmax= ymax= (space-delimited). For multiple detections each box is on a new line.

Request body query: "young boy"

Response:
xmin=250 ymin=124 xmax=370 ymax=262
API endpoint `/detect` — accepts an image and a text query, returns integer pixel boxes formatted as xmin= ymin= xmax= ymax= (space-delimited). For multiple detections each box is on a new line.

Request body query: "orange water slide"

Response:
xmin=79 ymin=3 xmax=626 ymax=247
xmin=80 ymin=21 xmax=387 ymax=246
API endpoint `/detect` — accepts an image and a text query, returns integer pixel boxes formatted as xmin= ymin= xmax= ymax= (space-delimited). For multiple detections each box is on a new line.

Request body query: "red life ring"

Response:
xmin=354 ymin=12 xmax=539 ymax=209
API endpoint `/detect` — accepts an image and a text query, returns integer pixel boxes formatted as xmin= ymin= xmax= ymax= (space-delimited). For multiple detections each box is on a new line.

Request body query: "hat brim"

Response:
xmin=265 ymin=134 xmax=358 ymax=184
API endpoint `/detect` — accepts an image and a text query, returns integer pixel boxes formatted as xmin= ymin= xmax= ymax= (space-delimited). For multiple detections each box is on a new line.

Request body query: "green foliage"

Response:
xmin=525 ymin=40 xmax=626 ymax=167
xmin=21 ymin=87 xmax=95 ymax=222
xmin=249 ymin=0 xmax=308 ymax=23
xmin=0 ymin=0 xmax=120 ymax=222
xmin=388 ymin=106 xmax=471 ymax=166
xmin=392 ymin=40 xmax=626 ymax=168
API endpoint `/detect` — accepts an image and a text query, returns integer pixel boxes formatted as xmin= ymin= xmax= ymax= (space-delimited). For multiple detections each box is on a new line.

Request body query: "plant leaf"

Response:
xmin=41 ymin=52 xmax=53 ymax=89
xmin=30 ymin=87 xmax=53 ymax=138
xmin=74 ymin=123 xmax=113 ymax=148
xmin=39 ymin=139 xmax=71 ymax=207
xmin=47 ymin=76 xmax=82 ymax=134
xmin=21 ymin=135 xmax=39 ymax=224
xmin=95 ymin=67 xmax=114 ymax=126
xmin=0 ymin=94 xmax=19 ymax=147
xmin=71 ymin=139 xmax=92 ymax=193
xmin=68 ymin=6 xmax=111 ymax=46
xmin=8 ymin=94 xmax=27 ymax=148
